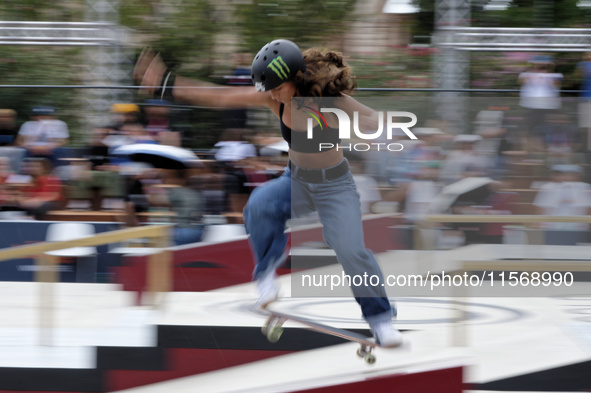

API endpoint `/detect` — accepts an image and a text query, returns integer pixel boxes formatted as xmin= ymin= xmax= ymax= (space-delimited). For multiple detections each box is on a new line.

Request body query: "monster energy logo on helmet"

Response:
xmin=251 ymin=39 xmax=306 ymax=92
xmin=267 ymin=56 xmax=290 ymax=80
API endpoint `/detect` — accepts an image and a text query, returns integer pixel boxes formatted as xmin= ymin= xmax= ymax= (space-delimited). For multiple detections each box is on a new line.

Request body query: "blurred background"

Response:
xmin=0 ymin=0 xmax=588 ymax=144
xmin=0 ymin=0 xmax=591 ymax=250
xmin=0 ymin=4 xmax=590 ymax=392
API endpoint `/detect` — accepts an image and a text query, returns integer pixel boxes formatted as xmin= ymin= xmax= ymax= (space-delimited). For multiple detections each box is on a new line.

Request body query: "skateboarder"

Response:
xmin=133 ymin=39 xmax=402 ymax=348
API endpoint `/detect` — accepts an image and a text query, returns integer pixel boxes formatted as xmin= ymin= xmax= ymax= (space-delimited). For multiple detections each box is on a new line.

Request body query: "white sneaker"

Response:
xmin=256 ymin=273 xmax=279 ymax=309
xmin=370 ymin=321 xmax=403 ymax=348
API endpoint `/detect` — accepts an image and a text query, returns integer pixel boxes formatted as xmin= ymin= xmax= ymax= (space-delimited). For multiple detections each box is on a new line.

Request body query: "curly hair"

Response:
xmin=294 ymin=48 xmax=357 ymax=97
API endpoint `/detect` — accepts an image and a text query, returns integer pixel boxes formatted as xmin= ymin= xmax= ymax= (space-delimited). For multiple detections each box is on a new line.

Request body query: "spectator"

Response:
xmin=143 ymin=99 xmax=181 ymax=147
xmin=214 ymin=128 xmax=257 ymax=163
xmin=448 ymin=179 xmax=515 ymax=245
xmin=0 ymin=109 xmax=18 ymax=146
xmin=533 ymin=112 xmax=582 ymax=166
xmin=15 ymin=106 xmax=69 ymax=165
xmin=439 ymin=134 xmax=489 ymax=184
xmin=532 ymin=164 xmax=591 ymax=245
xmin=392 ymin=127 xmax=444 ymax=183
xmin=189 ymin=171 xmax=228 ymax=216
xmin=110 ymin=103 xmax=141 ymax=129
xmin=0 ymin=157 xmax=14 ymax=210
xmin=103 ymin=122 xmax=156 ymax=168
xmin=348 ymin=153 xmax=383 ymax=215
xmin=399 ymin=161 xmax=442 ymax=249
xmin=9 ymin=158 xmax=65 ymax=220
xmin=214 ymin=128 xmax=258 ymax=195
xmin=574 ymin=51 xmax=591 ymax=150
xmin=0 ymin=156 xmax=12 ymax=182
xmin=473 ymin=110 xmax=507 ymax=176
xmin=222 ymin=52 xmax=253 ymax=129
xmin=404 ymin=161 xmax=442 ymax=223
xmin=119 ymin=122 xmax=157 ymax=145
xmin=165 ymin=168 xmax=204 ymax=245
xmin=518 ymin=55 xmax=563 ymax=152
xmin=575 ymin=52 xmax=591 ymax=183
xmin=84 ymin=124 xmax=116 ymax=169
xmin=63 ymin=125 xmax=125 ymax=211
xmin=474 ymin=110 xmax=525 ymax=180
xmin=119 ymin=162 xmax=158 ymax=227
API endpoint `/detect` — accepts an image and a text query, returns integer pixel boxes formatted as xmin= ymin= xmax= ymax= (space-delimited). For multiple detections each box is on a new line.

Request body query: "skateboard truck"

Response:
xmin=356 ymin=344 xmax=377 ymax=364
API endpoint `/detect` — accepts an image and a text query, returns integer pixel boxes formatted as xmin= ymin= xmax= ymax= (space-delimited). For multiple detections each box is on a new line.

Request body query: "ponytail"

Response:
xmin=294 ymin=48 xmax=357 ymax=97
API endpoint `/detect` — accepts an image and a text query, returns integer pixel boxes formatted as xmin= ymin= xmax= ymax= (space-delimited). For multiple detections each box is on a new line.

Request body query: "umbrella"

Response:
xmin=112 ymin=143 xmax=202 ymax=170
xmin=429 ymin=177 xmax=494 ymax=214
xmin=259 ymin=140 xmax=289 ymax=156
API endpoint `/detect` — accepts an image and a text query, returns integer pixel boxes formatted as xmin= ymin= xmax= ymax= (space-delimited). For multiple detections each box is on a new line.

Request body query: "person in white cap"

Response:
xmin=15 ymin=106 xmax=69 ymax=165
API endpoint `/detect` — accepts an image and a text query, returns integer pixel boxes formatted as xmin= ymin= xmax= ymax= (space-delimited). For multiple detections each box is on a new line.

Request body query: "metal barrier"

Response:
xmin=414 ymin=214 xmax=591 ymax=250
xmin=415 ymin=214 xmax=591 ymax=346
xmin=0 ymin=224 xmax=173 ymax=345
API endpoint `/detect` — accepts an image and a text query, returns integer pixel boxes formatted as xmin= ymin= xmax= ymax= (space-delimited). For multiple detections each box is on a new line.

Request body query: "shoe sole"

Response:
xmin=256 ymin=293 xmax=279 ymax=309
xmin=379 ymin=338 xmax=403 ymax=349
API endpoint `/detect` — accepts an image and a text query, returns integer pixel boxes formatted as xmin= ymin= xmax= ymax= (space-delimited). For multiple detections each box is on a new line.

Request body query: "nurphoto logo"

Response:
xmin=307 ymin=108 xmax=418 ymax=152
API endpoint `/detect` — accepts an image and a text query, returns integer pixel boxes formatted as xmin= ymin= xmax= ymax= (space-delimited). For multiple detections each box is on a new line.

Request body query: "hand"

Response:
xmin=133 ymin=47 xmax=167 ymax=96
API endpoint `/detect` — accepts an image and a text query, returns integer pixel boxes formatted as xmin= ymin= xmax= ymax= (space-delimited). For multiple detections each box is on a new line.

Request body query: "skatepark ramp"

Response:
xmin=0 ymin=214 xmax=590 ymax=391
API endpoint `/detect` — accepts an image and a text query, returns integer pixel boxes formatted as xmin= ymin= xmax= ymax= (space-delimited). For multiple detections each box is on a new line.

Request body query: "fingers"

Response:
xmin=133 ymin=47 xmax=165 ymax=89
xmin=139 ymin=52 xmax=167 ymax=96
xmin=132 ymin=46 xmax=154 ymax=84
xmin=133 ymin=47 xmax=168 ymax=97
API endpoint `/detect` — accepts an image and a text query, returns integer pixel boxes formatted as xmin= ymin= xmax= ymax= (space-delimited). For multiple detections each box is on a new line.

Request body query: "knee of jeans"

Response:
xmin=336 ymin=245 xmax=372 ymax=264
xmin=247 ymin=184 xmax=279 ymax=211
xmin=249 ymin=177 xmax=290 ymax=213
xmin=243 ymin=189 xmax=269 ymax=224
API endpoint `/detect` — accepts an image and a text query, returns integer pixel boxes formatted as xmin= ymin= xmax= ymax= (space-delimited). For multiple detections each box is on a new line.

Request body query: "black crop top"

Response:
xmin=279 ymin=103 xmax=341 ymax=153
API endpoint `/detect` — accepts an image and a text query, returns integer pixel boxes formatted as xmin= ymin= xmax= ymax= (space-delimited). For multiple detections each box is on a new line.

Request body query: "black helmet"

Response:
xmin=251 ymin=39 xmax=306 ymax=92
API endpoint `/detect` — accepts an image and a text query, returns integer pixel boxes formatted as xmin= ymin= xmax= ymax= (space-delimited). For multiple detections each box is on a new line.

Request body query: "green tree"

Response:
xmin=411 ymin=0 xmax=588 ymax=38
xmin=0 ymin=0 xmax=77 ymax=21
xmin=121 ymin=0 xmax=219 ymax=79
xmin=473 ymin=0 xmax=586 ymax=27
xmin=0 ymin=45 xmax=83 ymax=135
xmin=234 ymin=0 xmax=357 ymax=53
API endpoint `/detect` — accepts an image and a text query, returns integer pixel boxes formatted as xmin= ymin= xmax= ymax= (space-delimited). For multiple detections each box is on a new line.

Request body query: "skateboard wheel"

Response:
xmin=267 ymin=326 xmax=283 ymax=343
xmin=357 ymin=344 xmax=371 ymax=358
xmin=364 ymin=353 xmax=377 ymax=364
xmin=261 ymin=316 xmax=277 ymax=336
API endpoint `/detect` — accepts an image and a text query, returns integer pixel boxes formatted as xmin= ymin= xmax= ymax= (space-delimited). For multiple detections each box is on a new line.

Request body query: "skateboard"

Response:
xmin=260 ymin=306 xmax=382 ymax=364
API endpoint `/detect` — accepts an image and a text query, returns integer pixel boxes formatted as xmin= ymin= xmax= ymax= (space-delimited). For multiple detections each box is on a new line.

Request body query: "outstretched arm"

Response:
xmin=133 ymin=48 xmax=273 ymax=110
xmin=173 ymin=77 xmax=270 ymax=109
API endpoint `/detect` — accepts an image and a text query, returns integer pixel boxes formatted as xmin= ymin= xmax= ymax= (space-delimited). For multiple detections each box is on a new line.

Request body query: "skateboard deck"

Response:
xmin=261 ymin=306 xmax=382 ymax=364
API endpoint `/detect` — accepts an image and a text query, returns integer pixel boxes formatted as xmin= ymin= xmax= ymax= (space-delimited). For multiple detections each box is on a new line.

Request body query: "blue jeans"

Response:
xmin=243 ymin=161 xmax=393 ymax=324
xmin=173 ymin=225 xmax=203 ymax=246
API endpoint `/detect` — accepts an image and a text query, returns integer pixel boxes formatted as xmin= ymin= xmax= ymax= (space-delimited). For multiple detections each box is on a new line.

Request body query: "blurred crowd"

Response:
xmin=347 ymin=53 xmax=591 ymax=248
xmin=1 ymin=53 xmax=591 ymax=248
xmin=0 ymin=100 xmax=288 ymax=246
